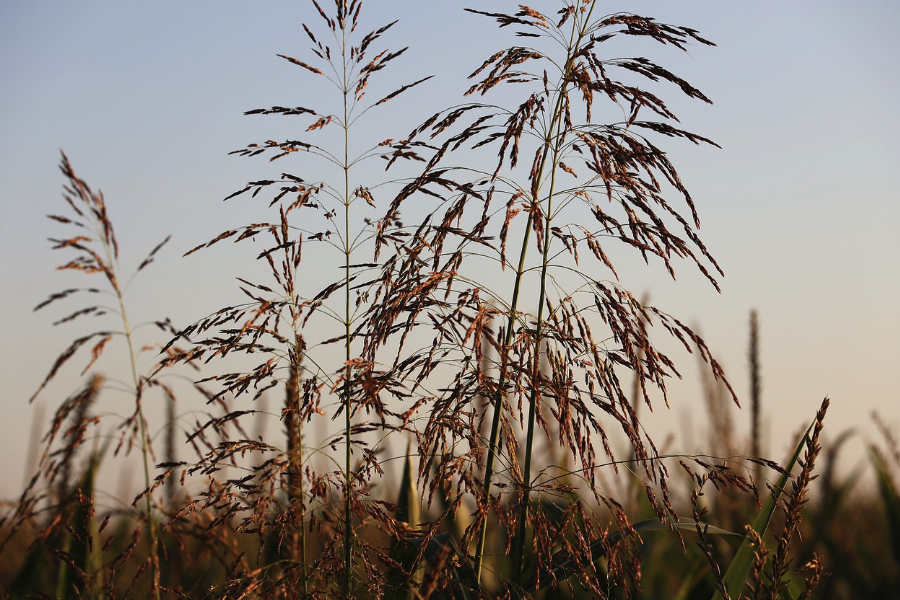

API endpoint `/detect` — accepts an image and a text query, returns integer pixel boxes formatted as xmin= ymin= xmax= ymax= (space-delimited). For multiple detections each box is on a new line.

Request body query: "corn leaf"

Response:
xmin=385 ymin=446 xmax=422 ymax=600
xmin=523 ymin=518 xmax=741 ymax=593
xmin=870 ymin=445 xmax=900 ymax=563
xmin=711 ymin=420 xmax=815 ymax=600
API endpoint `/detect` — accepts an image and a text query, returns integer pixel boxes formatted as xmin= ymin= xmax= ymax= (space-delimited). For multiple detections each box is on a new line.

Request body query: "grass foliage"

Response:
xmin=1 ymin=2 xmax=893 ymax=599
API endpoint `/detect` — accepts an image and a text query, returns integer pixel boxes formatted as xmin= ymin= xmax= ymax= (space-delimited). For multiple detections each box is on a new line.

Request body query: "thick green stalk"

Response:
xmin=299 ymin=384 xmax=308 ymax=598
xmin=287 ymin=340 xmax=308 ymax=596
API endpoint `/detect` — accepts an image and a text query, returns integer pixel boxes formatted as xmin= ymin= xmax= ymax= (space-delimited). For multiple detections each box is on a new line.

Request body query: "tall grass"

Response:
xmin=2 ymin=154 xmax=179 ymax=598
xmin=0 ymin=2 xmax=869 ymax=599
xmin=367 ymin=2 xmax=734 ymax=592
xmin=161 ymin=1 xmax=432 ymax=596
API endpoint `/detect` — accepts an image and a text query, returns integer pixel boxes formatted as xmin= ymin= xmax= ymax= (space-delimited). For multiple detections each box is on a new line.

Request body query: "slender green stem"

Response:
xmin=110 ymin=262 xmax=161 ymax=600
xmin=512 ymin=126 xmax=562 ymax=587
xmin=341 ymin=26 xmax=354 ymax=600
xmin=474 ymin=4 xmax=599 ymax=587
xmin=472 ymin=63 xmax=562 ymax=594
xmin=512 ymin=5 xmax=600 ymax=586
xmin=473 ymin=210 xmax=531 ymax=583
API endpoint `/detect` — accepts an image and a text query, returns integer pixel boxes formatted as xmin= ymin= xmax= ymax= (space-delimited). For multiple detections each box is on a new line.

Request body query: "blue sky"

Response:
xmin=1 ymin=0 xmax=898 ymax=495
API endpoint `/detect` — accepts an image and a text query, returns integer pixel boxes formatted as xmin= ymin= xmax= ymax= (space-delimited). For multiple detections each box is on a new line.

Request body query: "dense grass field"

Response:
xmin=2 ymin=2 xmax=898 ymax=598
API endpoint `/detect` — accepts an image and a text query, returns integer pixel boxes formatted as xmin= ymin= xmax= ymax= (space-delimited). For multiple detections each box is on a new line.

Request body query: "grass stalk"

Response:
xmin=164 ymin=3 xmax=431 ymax=594
xmin=475 ymin=3 xmax=597 ymax=586
xmin=341 ymin=23 xmax=355 ymax=599
xmin=81 ymin=157 xmax=162 ymax=600
xmin=473 ymin=207 xmax=533 ymax=585
xmin=114 ymin=290 xmax=161 ymax=600
xmin=749 ymin=309 xmax=761 ymax=489
xmin=13 ymin=3 xmax=811 ymax=599
xmin=286 ymin=338 xmax=308 ymax=595
xmin=41 ymin=155 xmax=164 ymax=599
xmin=511 ymin=117 xmax=564 ymax=587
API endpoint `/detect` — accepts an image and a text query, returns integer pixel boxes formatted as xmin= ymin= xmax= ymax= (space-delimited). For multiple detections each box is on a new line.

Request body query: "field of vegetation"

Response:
xmin=2 ymin=1 xmax=898 ymax=598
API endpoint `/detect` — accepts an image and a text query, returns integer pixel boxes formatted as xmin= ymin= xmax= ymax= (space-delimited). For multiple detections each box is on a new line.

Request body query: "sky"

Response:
xmin=1 ymin=0 xmax=899 ymax=501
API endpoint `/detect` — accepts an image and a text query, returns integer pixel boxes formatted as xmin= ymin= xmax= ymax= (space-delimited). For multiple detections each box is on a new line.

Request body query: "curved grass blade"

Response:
xmin=54 ymin=458 xmax=98 ymax=599
xmin=711 ymin=419 xmax=816 ymax=600
xmin=390 ymin=532 xmax=479 ymax=600
xmin=870 ymin=445 xmax=900 ymax=563
xmin=385 ymin=444 xmax=423 ymax=600
xmin=523 ymin=518 xmax=740 ymax=593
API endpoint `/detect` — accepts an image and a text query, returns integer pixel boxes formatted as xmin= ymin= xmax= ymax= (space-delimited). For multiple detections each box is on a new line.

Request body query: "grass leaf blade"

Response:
xmin=711 ymin=420 xmax=815 ymax=600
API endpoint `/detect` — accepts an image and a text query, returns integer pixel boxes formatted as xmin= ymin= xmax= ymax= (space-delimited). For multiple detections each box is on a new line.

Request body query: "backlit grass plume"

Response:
xmin=366 ymin=1 xmax=735 ymax=591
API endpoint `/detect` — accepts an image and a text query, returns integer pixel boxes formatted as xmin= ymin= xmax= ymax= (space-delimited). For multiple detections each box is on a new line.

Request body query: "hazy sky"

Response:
xmin=1 ymin=0 xmax=898 ymax=497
